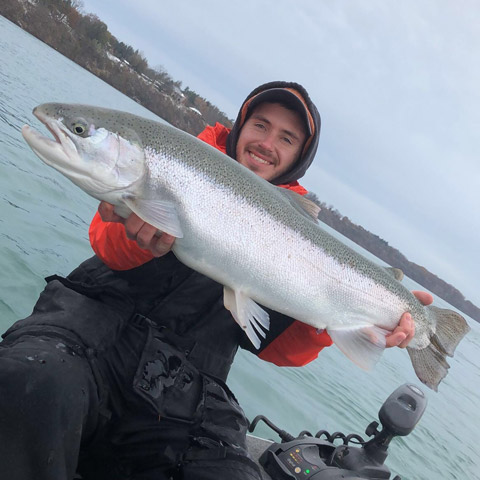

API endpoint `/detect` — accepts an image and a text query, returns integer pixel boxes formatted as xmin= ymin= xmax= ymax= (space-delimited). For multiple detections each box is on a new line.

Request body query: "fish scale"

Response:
xmin=21 ymin=103 xmax=470 ymax=391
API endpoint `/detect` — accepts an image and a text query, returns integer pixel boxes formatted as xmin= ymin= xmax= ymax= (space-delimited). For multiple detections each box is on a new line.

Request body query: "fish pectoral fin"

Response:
xmin=223 ymin=287 xmax=270 ymax=349
xmin=328 ymin=325 xmax=389 ymax=370
xmin=123 ymin=197 xmax=184 ymax=238
xmin=112 ymin=203 xmax=133 ymax=219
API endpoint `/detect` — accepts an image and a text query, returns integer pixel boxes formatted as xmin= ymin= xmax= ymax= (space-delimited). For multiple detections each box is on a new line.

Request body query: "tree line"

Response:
xmin=1 ymin=0 xmax=232 ymax=135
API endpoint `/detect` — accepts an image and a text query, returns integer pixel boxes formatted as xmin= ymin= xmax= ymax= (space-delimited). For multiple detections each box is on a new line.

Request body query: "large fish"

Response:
xmin=22 ymin=103 xmax=470 ymax=390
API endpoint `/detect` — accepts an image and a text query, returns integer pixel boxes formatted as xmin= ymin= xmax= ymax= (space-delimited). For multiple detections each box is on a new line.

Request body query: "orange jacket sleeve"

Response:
xmin=258 ymin=323 xmax=333 ymax=366
xmin=196 ymin=123 xmax=229 ymax=154
xmin=89 ymin=211 xmax=155 ymax=270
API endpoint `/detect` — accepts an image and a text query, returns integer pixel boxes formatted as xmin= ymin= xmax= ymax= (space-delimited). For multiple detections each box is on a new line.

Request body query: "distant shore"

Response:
xmin=1 ymin=1 xmax=478 ymax=322
xmin=1 ymin=1 xmax=232 ymax=136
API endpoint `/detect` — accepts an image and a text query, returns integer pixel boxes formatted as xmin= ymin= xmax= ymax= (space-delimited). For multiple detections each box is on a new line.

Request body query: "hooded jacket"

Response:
xmin=226 ymin=80 xmax=321 ymax=185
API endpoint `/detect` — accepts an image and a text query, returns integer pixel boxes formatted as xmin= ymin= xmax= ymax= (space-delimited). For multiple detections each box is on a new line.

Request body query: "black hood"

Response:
xmin=226 ymin=81 xmax=321 ymax=185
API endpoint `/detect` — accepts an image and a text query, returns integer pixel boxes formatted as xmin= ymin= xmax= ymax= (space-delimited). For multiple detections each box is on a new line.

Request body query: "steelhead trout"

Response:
xmin=22 ymin=103 xmax=470 ymax=390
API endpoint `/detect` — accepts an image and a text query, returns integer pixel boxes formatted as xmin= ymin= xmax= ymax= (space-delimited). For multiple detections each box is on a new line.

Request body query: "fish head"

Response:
xmin=22 ymin=103 xmax=146 ymax=202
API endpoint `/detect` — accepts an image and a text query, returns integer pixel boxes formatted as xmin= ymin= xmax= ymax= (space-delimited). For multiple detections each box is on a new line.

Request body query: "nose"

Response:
xmin=258 ymin=132 xmax=275 ymax=152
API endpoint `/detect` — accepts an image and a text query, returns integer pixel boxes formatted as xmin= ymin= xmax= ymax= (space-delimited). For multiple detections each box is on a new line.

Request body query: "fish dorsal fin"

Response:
xmin=384 ymin=267 xmax=404 ymax=282
xmin=278 ymin=188 xmax=320 ymax=222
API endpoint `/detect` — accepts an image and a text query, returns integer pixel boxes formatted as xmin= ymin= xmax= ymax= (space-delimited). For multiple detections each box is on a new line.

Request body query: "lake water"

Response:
xmin=1 ymin=16 xmax=479 ymax=479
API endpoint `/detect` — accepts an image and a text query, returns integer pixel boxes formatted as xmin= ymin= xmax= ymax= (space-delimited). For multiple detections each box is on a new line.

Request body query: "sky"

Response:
xmin=79 ymin=0 xmax=480 ymax=307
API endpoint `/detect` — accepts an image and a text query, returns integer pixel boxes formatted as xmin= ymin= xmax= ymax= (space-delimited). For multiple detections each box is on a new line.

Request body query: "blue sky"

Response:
xmin=80 ymin=0 xmax=480 ymax=307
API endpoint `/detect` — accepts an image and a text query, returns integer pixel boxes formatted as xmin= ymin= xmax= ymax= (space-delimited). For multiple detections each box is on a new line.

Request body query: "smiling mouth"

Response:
xmin=249 ymin=151 xmax=274 ymax=166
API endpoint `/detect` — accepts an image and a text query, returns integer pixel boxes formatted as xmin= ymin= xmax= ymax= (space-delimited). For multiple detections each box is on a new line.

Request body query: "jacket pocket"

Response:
xmin=132 ymin=324 xmax=202 ymax=423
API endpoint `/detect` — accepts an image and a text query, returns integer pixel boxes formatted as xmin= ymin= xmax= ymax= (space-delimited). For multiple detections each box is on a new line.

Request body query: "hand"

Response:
xmin=385 ymin=290 xmax=434 ymax=349
xmin=98 ymin=201 xmax=175 ymax=257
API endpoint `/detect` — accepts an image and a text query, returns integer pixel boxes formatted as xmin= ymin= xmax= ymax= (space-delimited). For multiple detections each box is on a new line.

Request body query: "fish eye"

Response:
xmin=71 ymin=120 xmax=88 ymax=136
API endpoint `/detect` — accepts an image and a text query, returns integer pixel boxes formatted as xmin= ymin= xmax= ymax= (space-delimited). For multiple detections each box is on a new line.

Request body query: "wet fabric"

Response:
xmin=0 ymin=257 xmax=262 ymax=479
xmin=77 ymin=318 xmax=260 ymax=480
xmin=0 ymin=334 xmax=99 ymax=480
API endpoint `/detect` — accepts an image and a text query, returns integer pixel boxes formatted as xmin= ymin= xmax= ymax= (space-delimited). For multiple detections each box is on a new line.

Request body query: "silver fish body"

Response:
xmin=22 ymin=103 xmax=470 ymax=390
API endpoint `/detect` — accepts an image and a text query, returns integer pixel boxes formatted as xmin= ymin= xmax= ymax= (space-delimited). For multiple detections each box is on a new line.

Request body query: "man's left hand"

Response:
xmin=385 ymin=291 xmax=434 ymax=349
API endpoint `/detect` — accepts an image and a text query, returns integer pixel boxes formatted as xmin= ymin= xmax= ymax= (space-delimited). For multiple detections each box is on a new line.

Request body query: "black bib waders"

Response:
xmin=0 ymin=255 xmax=262 ymax=480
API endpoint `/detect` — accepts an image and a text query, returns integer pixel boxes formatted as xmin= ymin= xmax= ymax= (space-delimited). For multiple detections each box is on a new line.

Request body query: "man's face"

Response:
xmin=235 ymin=102 xmax=307 ymax=182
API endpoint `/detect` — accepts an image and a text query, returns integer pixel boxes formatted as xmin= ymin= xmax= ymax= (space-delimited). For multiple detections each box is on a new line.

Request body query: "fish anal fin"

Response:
xmin=223 ymin=287 xmax=270 ymax=349
xmin=123 ymin=197 xmax=183 ymax=238
xmin=328 ymin=325 xmax=389 ymax=370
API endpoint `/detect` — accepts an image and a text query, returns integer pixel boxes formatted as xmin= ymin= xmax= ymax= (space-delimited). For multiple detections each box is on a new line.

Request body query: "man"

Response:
xmin=0 ymin=81 xmax=430 ymax=480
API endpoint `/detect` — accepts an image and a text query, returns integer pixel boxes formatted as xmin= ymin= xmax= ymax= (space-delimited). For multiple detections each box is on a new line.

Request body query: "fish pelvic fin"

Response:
xmin=223 ymin=287 xmax=270 ymax=349
xmin=408 ymin=306 xmax=470 ymax=391
xmin=327 ymin=325 xmax=389 ymax=370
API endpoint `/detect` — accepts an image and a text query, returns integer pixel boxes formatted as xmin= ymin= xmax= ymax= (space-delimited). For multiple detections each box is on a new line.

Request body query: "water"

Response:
xmin=1 ymin=16 xmax=479 ymax=479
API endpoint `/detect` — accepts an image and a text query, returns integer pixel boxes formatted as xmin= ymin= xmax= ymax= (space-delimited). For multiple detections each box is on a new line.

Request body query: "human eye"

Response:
xmin=282 ymin=136 xmax=293 ymax=145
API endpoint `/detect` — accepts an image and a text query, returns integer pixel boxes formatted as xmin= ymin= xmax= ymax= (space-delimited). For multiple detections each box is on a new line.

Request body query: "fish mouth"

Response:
xmin=22 ymin=111 xmax=79 ymax=172
xmin=41 ymin=118 xmax=63 ymax=146
xmin=33 ymin=107 xmax=59 ymax=140
xmin=33 ymin=107 xmax=72 ymax=147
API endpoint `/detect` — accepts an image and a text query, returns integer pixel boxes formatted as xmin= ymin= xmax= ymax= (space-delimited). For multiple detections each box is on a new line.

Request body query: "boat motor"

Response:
xmin=249 ymin=383 xmax=427 ymax=480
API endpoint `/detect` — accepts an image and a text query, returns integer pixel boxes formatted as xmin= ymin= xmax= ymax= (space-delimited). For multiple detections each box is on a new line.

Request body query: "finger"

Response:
xmin=123 ymin=213 xmax=147 ymax=240
xmin=151 ymin=233 xmax=176 ymax=257
xmin=385 ymin=330 xmax=407 ymax=348
xmin=385 ymin=313 xmax=414 ymax=348
xmin=398 ymin=313 xmax=415 ymax=348
xmin=98 ymin=202 xmax=123 ymax=223
xmin=412 ymin=290 xmax=433 ymax=306
xmin=135 ymin=223 xmax=158 ymax=250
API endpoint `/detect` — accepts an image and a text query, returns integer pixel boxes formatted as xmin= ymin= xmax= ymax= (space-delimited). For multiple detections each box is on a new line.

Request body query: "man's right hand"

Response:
xmin=98 ymin=201 xmax=176 ymax=257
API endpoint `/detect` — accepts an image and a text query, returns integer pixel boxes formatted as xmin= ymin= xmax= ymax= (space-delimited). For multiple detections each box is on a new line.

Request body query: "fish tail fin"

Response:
xmin=408 ymin=306 xmax=470 ymax=391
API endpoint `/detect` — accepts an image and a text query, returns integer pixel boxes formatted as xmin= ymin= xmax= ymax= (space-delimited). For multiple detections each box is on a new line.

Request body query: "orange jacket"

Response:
xmin=89 ymin=122 xmax=332 ymax=366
